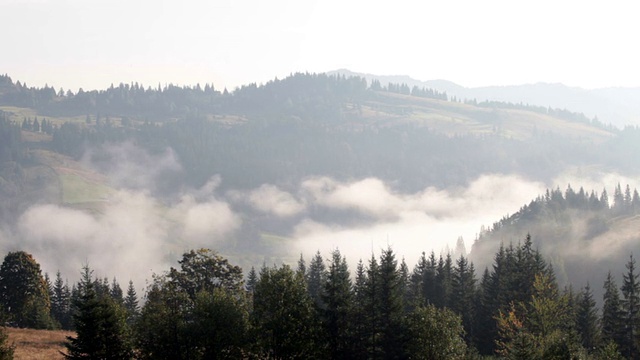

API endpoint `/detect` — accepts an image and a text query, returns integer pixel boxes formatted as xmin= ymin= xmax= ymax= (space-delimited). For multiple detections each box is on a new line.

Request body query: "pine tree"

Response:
xmin=434 ymin=253 xmax=453 ymax=308
xmin=351 ymin=260 xmax=370 ymax=359
xmin=51 ymin=271 xmax=72 ymax=330
xmin=377 ymin=247 xmax=408 ymax=359
xmin=110 ymin=278 xmax=123 ymax=304
xmin=246 ymin=266 xmax=257 ymax=293
xmin=322 ymin=249 xmax=353 ymax=359
xmin=123 ymin=281 xmax=138 ymax=325
xmin=602 ymin=271 xmax=625 ymax=350
xmin=64 ymin=265 xmax=132 ymax=360
xmin=621 ymin=254 xmax=640 ymax=358
xmin=307 ymin=251 xmax=327 ymax=309
xmin=576 ymin=283 xmax=601 ymax=352
xmin=451 ymin=255 xmax=476 ymax=343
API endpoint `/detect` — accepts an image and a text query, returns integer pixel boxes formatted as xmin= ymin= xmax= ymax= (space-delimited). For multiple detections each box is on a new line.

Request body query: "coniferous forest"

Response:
xmin=2 ymin=72 xmax=640 ymax=358
xmin=0 ymin=239 xmax=638 ymax=359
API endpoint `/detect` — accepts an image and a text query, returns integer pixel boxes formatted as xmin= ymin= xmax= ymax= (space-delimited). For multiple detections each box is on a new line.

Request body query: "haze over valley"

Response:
xmin=1 ymin=71 xmax=640 ymax=296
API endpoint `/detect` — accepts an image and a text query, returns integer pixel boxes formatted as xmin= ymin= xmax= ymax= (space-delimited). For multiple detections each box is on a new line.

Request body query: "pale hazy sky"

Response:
xmin=2 ymin=0 xmax=639 ymax=91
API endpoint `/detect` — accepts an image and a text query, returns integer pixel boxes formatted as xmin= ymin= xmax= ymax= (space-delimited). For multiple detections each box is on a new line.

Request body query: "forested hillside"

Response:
xmin=0 ymin=241 xmax=637 ymax=359
xmin=1 ymin=72 xmax=640 ymax=325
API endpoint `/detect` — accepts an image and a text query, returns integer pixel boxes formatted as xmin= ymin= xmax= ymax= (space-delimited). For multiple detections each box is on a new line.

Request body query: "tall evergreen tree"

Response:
xmin=602 ymin=271 xmax=625 ymax=350
xmin=621 ymin=254 xmax=640 ymax=358
xmin=64 ymin=265 xmax=132 ymax=360
xmin=576 ymin=283 xmax=601 ymax=352
xmin=307 ymin=251 xmax=327 ymax=309
xmin=322 ymin=249 xmax=353 ymax=360
xmin=51 ymin=271 xmax=72 ymax=330
xmin=450 ymin=255 xmax=476 ymax=343
xmin=377 ymin=247 xmax=407 ymax=359
xmin=246 ymin=266 xmax=258 ymax=293
xmin=123 ymin=281 xmax=138 ymax=325
xmin=351 ymin=259 xmax=370 ymax=360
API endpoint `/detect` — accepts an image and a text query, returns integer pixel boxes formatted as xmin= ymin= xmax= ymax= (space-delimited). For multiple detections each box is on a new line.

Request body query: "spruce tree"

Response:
xmin=350 ymin=260 xmax=370 ymax=359
xmin=123 ymin=281 xmax=138 ymax=325
xmin=307 ymin=251 xmax=327 ymax=309
xmin=602 ymin=271 xmax=625 ymax=350
xmin=246 ymin=266 xmax=258 ymax=293
xmin=51 ymin=271 xmax=72 ymax=330
xmin=621 ymin=254 xmax=640 ymax=358
xmin=576 ymin=283 xmax=601 ymax=352
xmin=451 ymin=255 xmax=476 ymax=343
xmin=322 ymin=249 xmax=353 ymax=360
xmin=377 ymin=248 xmax=407 ymax=359
xmin=64 ymin=265 xmax=132 ymax=360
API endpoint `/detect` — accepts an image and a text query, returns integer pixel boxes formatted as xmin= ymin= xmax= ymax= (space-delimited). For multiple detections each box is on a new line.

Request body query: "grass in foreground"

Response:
xmin=6 ymin=327 xmax=74 ymax=360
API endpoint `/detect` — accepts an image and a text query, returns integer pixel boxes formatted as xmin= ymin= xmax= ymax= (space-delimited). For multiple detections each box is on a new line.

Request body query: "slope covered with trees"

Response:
xmin=471 ymin=184 xmax=640 ymax=293
xmin=1 ymin=240 xmax=639 ymax=358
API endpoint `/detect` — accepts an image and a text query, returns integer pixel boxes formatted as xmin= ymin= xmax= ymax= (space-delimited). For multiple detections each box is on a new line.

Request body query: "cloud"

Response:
xmin=234 ymin=184 xmax=306 ymax=217
xmin=13 ymin=182 xmax=240 ymax=292
xmin=293 ymin=174 xmax=546 ymax=268
xmin=82 ymin=141 xmax=183 ymax=194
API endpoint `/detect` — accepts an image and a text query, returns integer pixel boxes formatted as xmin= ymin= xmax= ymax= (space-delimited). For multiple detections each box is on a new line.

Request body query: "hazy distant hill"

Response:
xmin=2 ymin=72 xmax=640 ymax=299
xmin=331 ymin=69 xmax=640 ymax=127
xmin=469 ymin=184 xmax=640 ymax=297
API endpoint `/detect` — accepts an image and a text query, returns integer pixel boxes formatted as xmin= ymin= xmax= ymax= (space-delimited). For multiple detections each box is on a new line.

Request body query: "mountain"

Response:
xmin=330 ymin=69 xmax=640 ymax=127
xmin=469 ymin=184 xmax=640 ymax=299
xmin=1 ymin=71 xmax=640 ymax=290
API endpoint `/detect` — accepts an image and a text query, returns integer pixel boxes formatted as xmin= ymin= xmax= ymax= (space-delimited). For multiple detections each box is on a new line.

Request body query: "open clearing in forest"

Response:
xmin=5 ymin=327 xmax=74 ymax=360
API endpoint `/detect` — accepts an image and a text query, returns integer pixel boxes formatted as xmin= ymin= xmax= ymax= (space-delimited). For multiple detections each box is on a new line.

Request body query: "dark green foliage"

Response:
xmin=168 ymin=248 xmax=244 ymax=299
xmin=576 ymin=283 xmax=601 ymax=352
xmin=190 ymin=289 xmax=249 ymax=359
xmin=350 ymin=260 xmax=370 ymax=359
xmin=135 ymin=277 xmax=191 ymax=360
xmin=602 ymin=271 xmax=625 ymax=349
xmin=64 ymin=266 xmax=132 ymax=360
xmin=307 ymin=251 xmax=327 ymax=309
xmin=123 ymin=281 xmax=138 ymax=325
xmin=51 ymin=271 xmax=72 ymax=330
xmin=621 ymin=254 xmax=640 ymax=358
xmin=0 ymin=251 xmax=54 ymax=329
xmin=433 ymin=253 xmax=453 ymax=308
xmin=377 ymin=247 xmax=408 ymax=359
xmin=496 ymin=273 xmax=582 ymax=359
xmin=406 ymin=305 xmax=466 ymax=360
xmin=251 ymin=264 xmax=320 ymax=359
xmin=451 ymin=255 xmax=476 ymax=343
xmin=110 ymin=278 xmax=123 ymax=304
xmin=136 ymin=249 xmax=248 ymax=360
xmin=321 ymin=250 xmax=352 ymax=359
xmin=245 ymin=266 xmax=257 ymax=293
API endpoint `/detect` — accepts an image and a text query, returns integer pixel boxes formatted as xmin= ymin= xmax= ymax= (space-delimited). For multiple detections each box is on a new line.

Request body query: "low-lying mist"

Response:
xmin=2 ymin=142 xmax=639 ymax=293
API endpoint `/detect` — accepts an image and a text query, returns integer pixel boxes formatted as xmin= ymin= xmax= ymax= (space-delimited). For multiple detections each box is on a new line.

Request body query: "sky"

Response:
xmin=2 ymin=0 xmax=640 ymax=92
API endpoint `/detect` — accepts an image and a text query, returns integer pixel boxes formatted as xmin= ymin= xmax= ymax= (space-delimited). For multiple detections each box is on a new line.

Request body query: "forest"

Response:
xmin=0 ymin=237 xmax=637 ymax=359
xmin=2 ymin=72 xmax=640 ymax=358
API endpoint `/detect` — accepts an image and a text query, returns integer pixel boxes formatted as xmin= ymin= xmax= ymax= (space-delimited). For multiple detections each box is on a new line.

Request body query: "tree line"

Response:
xmin=1 ymin=235 xmax=639 ymax=359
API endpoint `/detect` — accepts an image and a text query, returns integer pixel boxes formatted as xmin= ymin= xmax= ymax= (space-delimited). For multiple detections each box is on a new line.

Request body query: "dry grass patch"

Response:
xmin=6 ymin=327 xmax=74 ymax=360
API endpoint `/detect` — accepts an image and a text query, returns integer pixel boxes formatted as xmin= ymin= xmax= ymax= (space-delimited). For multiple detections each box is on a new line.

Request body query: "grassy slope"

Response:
xmin=360 ymin=92 xmax=615 ymax=142
xmin=6 ymin=327 xmax=74 ymax=360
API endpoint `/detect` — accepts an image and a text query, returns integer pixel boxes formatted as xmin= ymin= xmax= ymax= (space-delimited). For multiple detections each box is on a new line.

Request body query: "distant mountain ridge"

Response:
xmin=329 ymin=69 xmax=640 ymax=127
